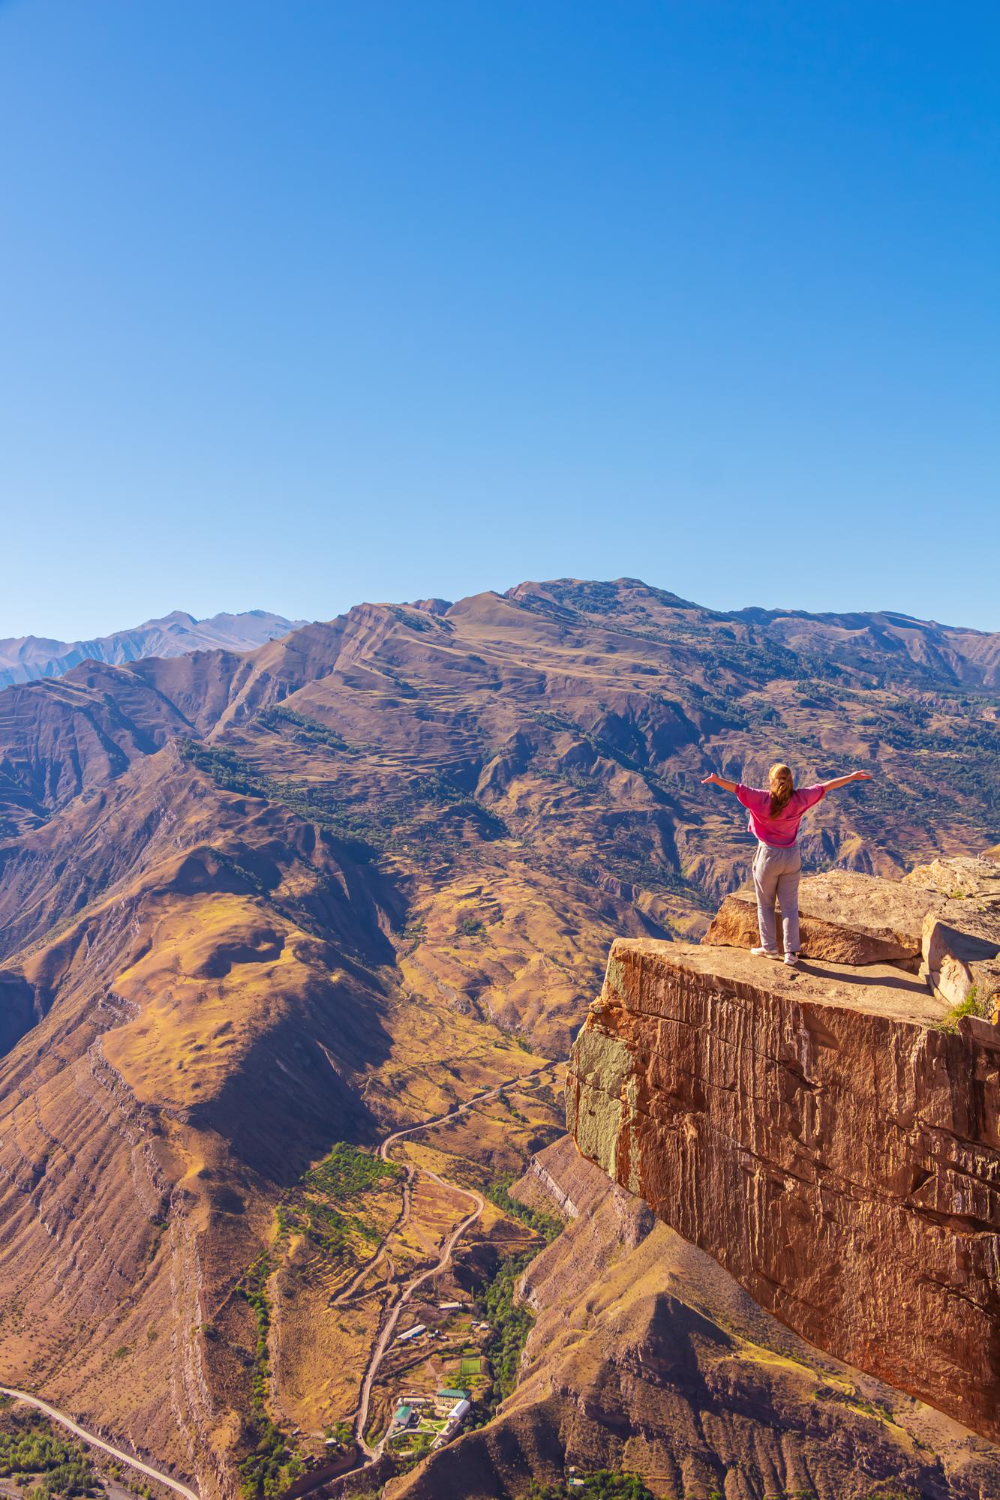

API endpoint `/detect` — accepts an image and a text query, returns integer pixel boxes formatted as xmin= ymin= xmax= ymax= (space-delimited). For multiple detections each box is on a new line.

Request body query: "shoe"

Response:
xmin=750 ymin=947 xmax=781 ymax=960
xmin=783 ymin=951 xmax=800 ymax=966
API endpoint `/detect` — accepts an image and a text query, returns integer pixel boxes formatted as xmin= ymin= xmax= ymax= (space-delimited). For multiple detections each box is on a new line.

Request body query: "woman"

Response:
xmin=702 ymin=763 xmax=872 ymax=965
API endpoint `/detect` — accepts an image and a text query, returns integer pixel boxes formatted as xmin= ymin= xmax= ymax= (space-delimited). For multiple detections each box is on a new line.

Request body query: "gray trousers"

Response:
xmin=752 ymin=841 xmax=802 ymax=954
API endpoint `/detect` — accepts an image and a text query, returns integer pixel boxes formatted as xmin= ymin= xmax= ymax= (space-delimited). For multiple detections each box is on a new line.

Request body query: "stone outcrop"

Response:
xmin=704 ymin=869 xmax=935 ymax=967
xmin=567 ymin=859 xmax=1000 ymax=1445
xmin=906 ymin=855 xmax=1000 ymax=1008
xmin=705 ymin=860 xmax=1000 ymax=1012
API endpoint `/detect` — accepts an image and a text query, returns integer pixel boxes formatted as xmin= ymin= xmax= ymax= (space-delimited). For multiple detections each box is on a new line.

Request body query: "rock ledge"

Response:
xmin=567 ymin=862 xmax=1000 ymax=1444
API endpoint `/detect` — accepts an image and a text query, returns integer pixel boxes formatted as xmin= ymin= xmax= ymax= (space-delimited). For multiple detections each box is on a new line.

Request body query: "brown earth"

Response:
xmin=2 ymin=578 xmax=1000 ymax=1496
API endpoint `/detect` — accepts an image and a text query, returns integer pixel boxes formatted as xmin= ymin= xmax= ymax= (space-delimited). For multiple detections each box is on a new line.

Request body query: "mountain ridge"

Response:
xmin=0 ymin=609 xmax=307 ymax=690
xmin=1 ymin=575 xmax=999 ymax=1499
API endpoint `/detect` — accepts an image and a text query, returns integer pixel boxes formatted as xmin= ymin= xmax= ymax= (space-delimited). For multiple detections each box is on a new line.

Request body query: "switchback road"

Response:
xmin=348 ymin=1066 xmax=549 ymax=1462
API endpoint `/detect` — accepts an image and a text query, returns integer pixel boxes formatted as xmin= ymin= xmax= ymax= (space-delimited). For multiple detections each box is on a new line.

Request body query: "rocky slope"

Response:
xmin=567 ymin=858 xmax=1000 ymax=1448
xmin=2 ymin=579 xmax=1000 ymax=1498
xmin=0 ymin=611 xmax=305 ymax=690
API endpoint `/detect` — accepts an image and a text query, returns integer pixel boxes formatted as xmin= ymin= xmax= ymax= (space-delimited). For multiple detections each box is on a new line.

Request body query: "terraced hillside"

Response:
xmin=1 ymin=577 xmax=998 ymax=1499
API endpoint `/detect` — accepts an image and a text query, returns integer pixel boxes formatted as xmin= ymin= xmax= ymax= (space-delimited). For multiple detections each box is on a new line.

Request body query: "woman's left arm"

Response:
xmin=702 ymin=772 xmax=739 ymax=793
xmin=819 ymin=770 xmax=873 ymax=792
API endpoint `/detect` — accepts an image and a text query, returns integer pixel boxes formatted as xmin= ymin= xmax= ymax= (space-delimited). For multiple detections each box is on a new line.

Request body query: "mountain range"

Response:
xmin=1 ymin=577 xmax=998 ymax=1500
xmin=0 ymin=609 xmax=306 ymax=690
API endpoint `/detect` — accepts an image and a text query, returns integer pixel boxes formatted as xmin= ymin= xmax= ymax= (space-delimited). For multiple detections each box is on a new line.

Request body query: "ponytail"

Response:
xmin=769 ymin=763 xmax=794 ymax=818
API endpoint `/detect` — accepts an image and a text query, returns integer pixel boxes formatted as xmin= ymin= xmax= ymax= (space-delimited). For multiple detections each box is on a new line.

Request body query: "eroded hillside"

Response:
xmin=1 ymin=578 xmax=999 ymax=1499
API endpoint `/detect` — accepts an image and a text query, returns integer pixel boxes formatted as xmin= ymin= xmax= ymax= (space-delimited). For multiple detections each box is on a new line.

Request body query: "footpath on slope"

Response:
xmin=2 ymin=1069 xmax=551 ymax=1500
xmin=303 ymin=1067 xmax=554 ymax=1485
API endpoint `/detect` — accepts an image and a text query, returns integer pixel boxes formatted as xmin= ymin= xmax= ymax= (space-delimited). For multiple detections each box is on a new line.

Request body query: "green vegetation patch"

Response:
xmin=256 ymin=706 xmax=353 ymax=754
xmin=487 ymin=1171 xmax=563 ymax=1242
xmin=0 ymin=1409 xmax=97 ymax=1498
xmin=937 ymin=983 xmax=993 ymax=1032
xmin=305 ymin=1142 xmax=401 ymax=1198
xmin=179 ymin=740 xmax=263 ymax=797
xmin=276 ymin=1143 xmax=403 ymax=1272
xmin=234 ymin=1257 xmax=304 ymax=1498
xmin=526 ymin=1473 xmax=655 ymax=1499
xmin=476 ymin=1249 xmax=537 ymax=1410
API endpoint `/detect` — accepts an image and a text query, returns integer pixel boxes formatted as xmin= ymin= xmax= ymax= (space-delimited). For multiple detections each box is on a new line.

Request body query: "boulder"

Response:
xmin=705 ymin=860 xmax=1000 ymax=1014
xmin=703 ymin=869 xmax=937 ymax=966
xmin=905 ymin=850 xmax=1000 ymax=900
xmin=906 ymin=854 xmax=1000 ymax=1012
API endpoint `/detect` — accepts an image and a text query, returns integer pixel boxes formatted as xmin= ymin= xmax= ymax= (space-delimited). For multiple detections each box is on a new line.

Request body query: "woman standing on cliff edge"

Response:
xmin=701 ymin=764 xmax=872 ymax=966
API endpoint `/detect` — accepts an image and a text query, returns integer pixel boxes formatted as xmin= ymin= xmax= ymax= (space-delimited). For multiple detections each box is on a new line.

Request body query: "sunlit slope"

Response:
xmin=1 ymin=577 xmax=999 ymax=1496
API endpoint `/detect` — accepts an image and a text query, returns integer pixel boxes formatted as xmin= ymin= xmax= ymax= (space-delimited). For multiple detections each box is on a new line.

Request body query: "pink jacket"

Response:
xmin=736 ymin=783 xmax=826 ymax=846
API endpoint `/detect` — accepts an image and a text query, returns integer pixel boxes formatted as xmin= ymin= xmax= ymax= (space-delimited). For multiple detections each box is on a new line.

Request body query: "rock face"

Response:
xmin=906 ymin=856 xmax=1000 ymax=1008
xmin=5 ymin=582 xmax=1000 ymax=1496
xmin=387 ymin=1138 xmax=1000 ymax=1500
xmin=566 ymin=907 xmax=1000 ymax=1446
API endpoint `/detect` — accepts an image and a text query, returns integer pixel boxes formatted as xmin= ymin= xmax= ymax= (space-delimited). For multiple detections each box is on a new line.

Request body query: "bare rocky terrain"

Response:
xmin=568 ymin=859 xmax=1000 ymax=1456
xmin=388 ymin=1137 xmax=1000 ymax=1500
xmin=1 ymin=577 xmax=999 ymax=1499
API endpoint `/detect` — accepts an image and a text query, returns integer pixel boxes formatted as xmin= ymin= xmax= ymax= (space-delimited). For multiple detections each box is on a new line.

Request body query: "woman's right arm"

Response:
xmin=702 ymin=772 xmax=739 ymax=793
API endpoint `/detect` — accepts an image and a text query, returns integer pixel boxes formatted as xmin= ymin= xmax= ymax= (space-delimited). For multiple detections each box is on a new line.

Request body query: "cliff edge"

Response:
xmin=566 ymin=855 xmax=1000 ymax=1445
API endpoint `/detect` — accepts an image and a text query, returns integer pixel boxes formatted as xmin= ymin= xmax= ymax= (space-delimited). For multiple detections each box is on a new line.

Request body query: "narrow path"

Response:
xmin=0 ymin=1388 xmax=199 ymax=1500
xmin=352 ymin=1172 xmax=485 ymax=1460
xmin=376 ymin=1068 xmax=547 ymax=1164
xmin=2 ymin=1068 xmax=555 ymax=1500
xmin=345 ymin=1066 xmax=549 ymax=1465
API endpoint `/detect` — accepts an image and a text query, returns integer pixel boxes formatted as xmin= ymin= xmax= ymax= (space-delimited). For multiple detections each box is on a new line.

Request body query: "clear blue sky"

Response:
xmin=2 ymin=1 xmax=998 ymax=639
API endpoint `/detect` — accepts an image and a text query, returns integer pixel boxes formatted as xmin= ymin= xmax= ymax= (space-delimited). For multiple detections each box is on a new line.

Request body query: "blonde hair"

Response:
xmin=769 ymin=763 xmax=795 ymax=817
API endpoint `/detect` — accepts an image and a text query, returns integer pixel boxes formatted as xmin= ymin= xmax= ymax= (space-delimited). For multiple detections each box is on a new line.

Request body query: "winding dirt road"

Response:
xmin=0 ymin=1387 xmax=199 ymax=1500
xmin=0 ymin=1069 xmax=551 ymax=1500
xmin=348 ymin=1067 xmax=549 ymax=1462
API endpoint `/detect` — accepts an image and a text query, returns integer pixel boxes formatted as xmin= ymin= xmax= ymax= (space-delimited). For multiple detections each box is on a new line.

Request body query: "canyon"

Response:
xmin=1 ymin=577 xmax=1000 ymax=1500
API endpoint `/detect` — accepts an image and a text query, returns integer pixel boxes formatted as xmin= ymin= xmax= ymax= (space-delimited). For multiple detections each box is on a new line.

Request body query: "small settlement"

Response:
xmin=387 ymin=1386 xmax=472 ymax=1454
xmin=370 ymin=1295 xmax=492 ymax=1458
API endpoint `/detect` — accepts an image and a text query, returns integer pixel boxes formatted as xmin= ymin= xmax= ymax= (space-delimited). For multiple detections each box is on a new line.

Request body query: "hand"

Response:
xmin=701 ymin=772 xmax=719 ymax=785
xmin=851 ymin=770 xmax=873 ymax=781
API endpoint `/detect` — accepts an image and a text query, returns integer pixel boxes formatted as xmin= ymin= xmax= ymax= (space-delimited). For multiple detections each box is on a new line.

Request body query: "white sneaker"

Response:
xmin=784 ymin=951 xmax=800 ymax=966
xmin=750 ymin=946 xmax=781 ymax=960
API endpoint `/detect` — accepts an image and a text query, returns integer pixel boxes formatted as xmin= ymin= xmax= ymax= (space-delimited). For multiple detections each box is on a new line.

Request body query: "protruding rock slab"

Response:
xmin=705 ymin=861 xmax=1000 ymax=1012
xmin=566 ymin=937 xmax=1000 ymax=1445
xmin=906 ymin=851 xmax=1000 ymax=900
xmin=703 ymin=870 xmax=938 ymax=965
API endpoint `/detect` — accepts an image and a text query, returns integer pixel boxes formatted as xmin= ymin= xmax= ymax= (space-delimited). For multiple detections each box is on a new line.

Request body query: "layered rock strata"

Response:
xmin=566 ymin=924 xmax=1000 ymax=1445
xmin=386 ymin=1138 xmax=1000 ymax=1500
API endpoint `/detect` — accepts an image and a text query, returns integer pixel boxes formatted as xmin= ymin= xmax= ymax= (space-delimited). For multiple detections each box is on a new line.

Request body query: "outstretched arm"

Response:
xmin=701 ymin=772 xmax=739 ymax=793
xmin=818 ymin=770 xmax=873 ymax=792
